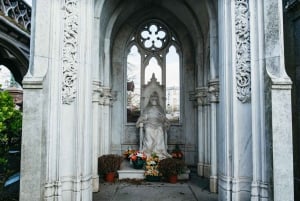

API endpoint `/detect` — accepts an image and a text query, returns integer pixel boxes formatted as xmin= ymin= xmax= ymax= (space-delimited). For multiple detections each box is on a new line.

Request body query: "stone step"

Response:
xmin=118 ymin=160 xmax=145 ymax=180
xmin=117 ymin=160 xmax=190 ymax=180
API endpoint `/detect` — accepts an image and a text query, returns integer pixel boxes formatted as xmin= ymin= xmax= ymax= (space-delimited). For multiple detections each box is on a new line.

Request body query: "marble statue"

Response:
xmin=136 ymin=91 xmax=171 ymax=159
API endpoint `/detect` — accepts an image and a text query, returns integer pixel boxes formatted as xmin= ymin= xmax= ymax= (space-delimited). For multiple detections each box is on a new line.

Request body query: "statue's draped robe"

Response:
xmin=137 ymin=104 xmax=170 ymax=159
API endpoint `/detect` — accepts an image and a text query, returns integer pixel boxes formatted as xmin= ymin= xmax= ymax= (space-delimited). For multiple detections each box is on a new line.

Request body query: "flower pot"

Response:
xmin=146 ymin=175 xmax=161 ymax=182
xmin=168 ymin=175 xmax=177 ymax=183
xmin=105 ymin=172 xmax=115 ymax=182
xmin=132 ymin=158 xmax=145 ymax=169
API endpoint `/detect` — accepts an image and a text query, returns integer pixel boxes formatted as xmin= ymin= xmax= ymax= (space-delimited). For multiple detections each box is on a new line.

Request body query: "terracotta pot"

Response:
xmin=168 ymin=175 xmax=177 ymax=183
xmin=105 ymin=172 xmax=115 ymax=182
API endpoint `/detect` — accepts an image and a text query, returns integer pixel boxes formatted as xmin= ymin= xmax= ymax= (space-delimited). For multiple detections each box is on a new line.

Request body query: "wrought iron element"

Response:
xmin=62 ymin=0 xmax=79 ymax=104
xmin=235 ymin=0 xmax=251 ymax=103
xmin=0 ymin=0 xmax=31 ymax=33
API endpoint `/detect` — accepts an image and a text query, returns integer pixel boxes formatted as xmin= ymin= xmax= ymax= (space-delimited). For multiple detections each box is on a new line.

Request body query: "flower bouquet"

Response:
xmin=144 ymin=153 xmax=161 ymax=181
xmin=123 ymin=148 xmax=135 ymax=160
xmin=129 ymin=151 xmax=147 ymax=169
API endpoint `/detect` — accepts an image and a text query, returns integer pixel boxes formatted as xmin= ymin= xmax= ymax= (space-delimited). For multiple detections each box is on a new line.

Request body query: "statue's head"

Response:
xmin=149 ymin=92 xmax=159 ymax=106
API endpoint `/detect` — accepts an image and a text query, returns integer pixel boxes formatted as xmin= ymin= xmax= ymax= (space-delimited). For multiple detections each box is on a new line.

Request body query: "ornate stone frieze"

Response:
xmin=62 ymin=0 xmax=79 ymax=104
xmin=235 ymin=0 xmax=251 ymax=103
xmin=208 ymin=79 xmax=219 ymax=103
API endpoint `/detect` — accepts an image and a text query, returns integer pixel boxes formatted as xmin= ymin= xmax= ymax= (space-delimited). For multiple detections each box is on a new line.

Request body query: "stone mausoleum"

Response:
xmin=20 ymin=1 xmax=294 ymax=201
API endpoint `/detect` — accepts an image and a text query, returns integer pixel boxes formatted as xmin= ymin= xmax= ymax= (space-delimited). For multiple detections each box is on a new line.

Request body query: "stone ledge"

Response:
xmin=117 ymin=160 xmax=190 ymax=180
xmin=117 ymin=160 xmax=145 ymax=180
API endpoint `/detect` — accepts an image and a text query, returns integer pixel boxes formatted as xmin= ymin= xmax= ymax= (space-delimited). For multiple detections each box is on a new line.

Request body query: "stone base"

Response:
xmin=210 ymin=176 xmax=218 ymax=193
xmin=92 ymin=176 xmax=99 ymax=192
xmin=204 ymin=164 xmax=211 ymax=178
xmin=178 ymin=167 xmax=190 ymax=180
xmin=197 ymin=163 xmax=204 ymax=176
xmin=117 ymin=160 xmax=190 ymax=180
xmin=118 ymin=161 xmax=145 ymax=180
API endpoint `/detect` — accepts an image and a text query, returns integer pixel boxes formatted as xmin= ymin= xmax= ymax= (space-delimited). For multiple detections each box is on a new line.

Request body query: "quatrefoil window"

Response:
xmin=139 ymin=23 xmax=169 ymax=51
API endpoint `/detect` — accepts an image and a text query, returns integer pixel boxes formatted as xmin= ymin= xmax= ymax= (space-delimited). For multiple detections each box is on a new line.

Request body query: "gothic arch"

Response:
xmin=0 ymin=39 xmax=29 ymax=85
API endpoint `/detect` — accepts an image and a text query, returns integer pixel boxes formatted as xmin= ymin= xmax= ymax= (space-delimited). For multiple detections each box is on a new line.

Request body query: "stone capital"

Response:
xmin=208 ymin=79 xmax=219 ymax=103
xmin=195 ymin=87 xmax=209 ymax=106
xmin=99 ymin=86 xmax=113 ymax=106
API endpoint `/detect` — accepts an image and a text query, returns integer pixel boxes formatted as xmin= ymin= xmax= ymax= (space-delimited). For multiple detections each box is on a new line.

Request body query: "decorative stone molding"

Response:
xmin=62 ymin=0 xmax=79 ymax=105
xmin=92 ymin=80 xmax=102 ymax=102
xmin=208 ymin=79 xmax=219 ymax=103
xmin=44 ymin=181 xmax=62 ymax=199
xmin=235 ymin=0 xmax=251 ymax=103
xmin=195 ymin=87 xmax=209 ymax=106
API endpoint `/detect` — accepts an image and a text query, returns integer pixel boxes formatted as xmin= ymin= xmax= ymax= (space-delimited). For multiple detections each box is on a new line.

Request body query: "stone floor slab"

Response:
xmin=93 ymin=167 xmax=218 ymax=201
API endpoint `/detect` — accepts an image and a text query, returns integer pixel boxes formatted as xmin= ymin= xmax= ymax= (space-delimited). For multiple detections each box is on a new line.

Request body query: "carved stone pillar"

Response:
xmin=195 ymin=87 xmax=208 ymax=177
xmin=20 ymin=1 xmax=94 ymax=200
xmin=208 ymin=79 xmax=219 ymax=193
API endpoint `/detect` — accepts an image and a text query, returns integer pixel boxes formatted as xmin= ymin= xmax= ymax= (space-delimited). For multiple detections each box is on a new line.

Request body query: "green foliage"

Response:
xmin=0 ymin=90 xmax=22 ymax=170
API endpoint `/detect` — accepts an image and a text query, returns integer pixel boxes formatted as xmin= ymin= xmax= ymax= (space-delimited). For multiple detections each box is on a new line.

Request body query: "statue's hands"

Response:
xmin=136 ymin=116 xmax=146 ymax=128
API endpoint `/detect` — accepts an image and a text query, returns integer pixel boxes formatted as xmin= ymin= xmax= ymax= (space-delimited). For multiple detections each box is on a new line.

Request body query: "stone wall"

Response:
xmin=283 ymin=1 xmax=300 ymax=200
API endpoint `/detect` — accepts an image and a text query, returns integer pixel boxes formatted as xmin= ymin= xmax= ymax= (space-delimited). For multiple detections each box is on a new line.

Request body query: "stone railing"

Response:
xmin=0 ymin=0 xmax=31 ymax=33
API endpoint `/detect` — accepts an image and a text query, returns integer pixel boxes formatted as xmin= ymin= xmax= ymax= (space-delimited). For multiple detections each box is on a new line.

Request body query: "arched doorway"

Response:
xmin=19 ymin=1 xmax=295 ymax=200
xmin=93 ymin=0 xmax=218 ymax=193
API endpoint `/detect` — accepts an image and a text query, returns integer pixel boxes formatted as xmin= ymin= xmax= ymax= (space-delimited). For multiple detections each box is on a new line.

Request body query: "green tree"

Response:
xmin=0 ymin=90 xmax=22 ymax=172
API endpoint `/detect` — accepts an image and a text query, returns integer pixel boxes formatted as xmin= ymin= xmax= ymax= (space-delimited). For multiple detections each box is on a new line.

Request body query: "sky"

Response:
xmin=24 ymin=0 xmax=32 ymax=6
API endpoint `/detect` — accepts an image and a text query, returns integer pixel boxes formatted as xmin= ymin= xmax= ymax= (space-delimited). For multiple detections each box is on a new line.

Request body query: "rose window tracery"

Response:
xmin=138 ymin=23 xmax=169 ymax=51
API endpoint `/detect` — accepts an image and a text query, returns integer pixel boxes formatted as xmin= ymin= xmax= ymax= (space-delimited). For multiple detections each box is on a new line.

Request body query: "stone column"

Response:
xmin=92 ymin=81 xmax=101 ymax=192
xmin=195 ymin=87 xmax=208 ymax=176
xmin=203 ymin=99 xmax=211 ymax=178
xmin=208 ymin=79 xmax=219 ymax=193
xmin=249 ymin=1 xmax=269 ymax=200
xmin=99 ymin=86 xmax=113 ymax=155
xmin=218 ymin=1 xmax=234 ymax=200
xmin=218 ymin=0 xmax=253 ymax=200
xmin=20 ymin=1 xmax=94 ymax=200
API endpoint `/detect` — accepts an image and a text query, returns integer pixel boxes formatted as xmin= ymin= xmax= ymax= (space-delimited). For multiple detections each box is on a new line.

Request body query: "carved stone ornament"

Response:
xmin=195 ymin=87 xmax=208 ymax=106
xmin=208 ymin=79 xmax=219 ymax=103
xmin=99 ymin=87 xmax=113 ymax=106
xmin=62 ymin=0 xmax=79 ymax=104
xmin=235 ymin=0 xmax=251 ymax=103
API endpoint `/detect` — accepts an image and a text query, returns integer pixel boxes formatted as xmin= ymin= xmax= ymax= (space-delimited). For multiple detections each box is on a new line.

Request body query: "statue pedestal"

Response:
xmin=118 ymin=161 xmax=145 ymax=180
xmin=117 ymin=160 xmax=190 ymax=180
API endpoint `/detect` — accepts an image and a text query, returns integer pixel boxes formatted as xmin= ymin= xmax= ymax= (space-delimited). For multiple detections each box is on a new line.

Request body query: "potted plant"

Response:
xmin=158 ymin=157 xmax=185 ymax=183
xmin=98 ymin=154 xmax=123 ymax=182
xmin=144 ymin=153 xmax=161 ymax=181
